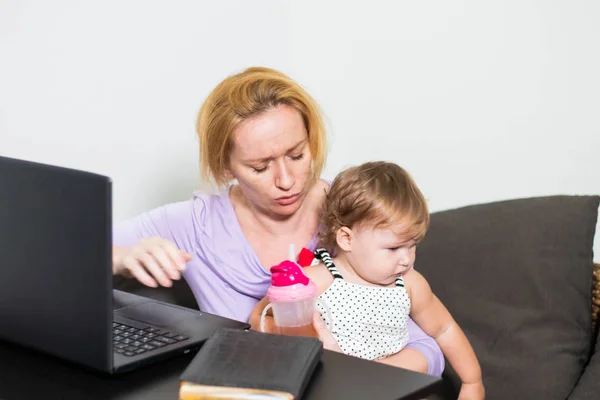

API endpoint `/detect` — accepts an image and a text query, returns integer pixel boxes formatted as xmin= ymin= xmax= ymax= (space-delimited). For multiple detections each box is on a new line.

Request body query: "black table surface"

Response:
xmin=0 ymin=339 xmax=441 ymax=400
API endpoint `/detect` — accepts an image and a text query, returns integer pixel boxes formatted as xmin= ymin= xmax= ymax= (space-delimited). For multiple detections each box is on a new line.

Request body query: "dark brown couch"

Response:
xmin=115 ymin=195 xmax=600 ymax=399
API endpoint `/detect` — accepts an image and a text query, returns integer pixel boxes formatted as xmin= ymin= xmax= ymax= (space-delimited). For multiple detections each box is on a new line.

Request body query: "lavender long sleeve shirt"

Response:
xmin=113 ymin=188 xmax=444 ymax=376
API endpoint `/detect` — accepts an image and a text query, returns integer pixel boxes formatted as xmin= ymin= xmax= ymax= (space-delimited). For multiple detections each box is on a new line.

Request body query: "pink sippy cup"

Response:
xmin=260 ymin=246 xmax=330 ymax=338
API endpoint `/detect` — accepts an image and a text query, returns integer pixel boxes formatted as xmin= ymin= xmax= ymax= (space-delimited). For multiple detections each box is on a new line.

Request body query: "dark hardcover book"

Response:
xmin=179 ymin=328 xmax=323 ymax=400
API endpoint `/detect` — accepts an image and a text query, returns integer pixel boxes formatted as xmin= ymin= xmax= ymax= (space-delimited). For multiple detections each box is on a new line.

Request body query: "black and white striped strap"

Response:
xmin=395 ymin=275 xmax=405 ymax=287
xmin=314 ymin=248 xmax=343 ymax=279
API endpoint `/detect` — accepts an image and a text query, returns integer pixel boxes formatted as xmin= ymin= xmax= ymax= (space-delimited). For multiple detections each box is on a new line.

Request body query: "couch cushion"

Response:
xmin=567 ymin=323 xmax=600 ymax=400
xmin=416 ymin=196 xmax=600 ymax=400
xmin=567 ymin=263 xmax=600 ymax=400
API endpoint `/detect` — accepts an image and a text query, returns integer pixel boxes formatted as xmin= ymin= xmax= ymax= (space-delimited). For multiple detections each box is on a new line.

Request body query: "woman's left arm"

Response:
xmin=401 ymin=317 xmax=445 ymax=376
xmin=374 ymin=317 xmax=445 ymax=375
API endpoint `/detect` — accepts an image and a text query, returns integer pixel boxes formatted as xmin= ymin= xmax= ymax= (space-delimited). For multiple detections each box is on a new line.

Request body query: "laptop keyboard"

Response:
xmin=113 ymin=322 xmax=189 ymax=357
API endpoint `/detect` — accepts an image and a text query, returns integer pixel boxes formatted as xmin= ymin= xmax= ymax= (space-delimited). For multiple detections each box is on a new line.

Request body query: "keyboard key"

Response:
xmin=157 ymin=336 xmax=177 ymax=344
xmin=113 ymin=322 xmax=180 ymax=356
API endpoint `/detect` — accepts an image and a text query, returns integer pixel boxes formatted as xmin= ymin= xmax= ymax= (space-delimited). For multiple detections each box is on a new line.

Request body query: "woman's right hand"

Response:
xmin=249 ymin=297 xmax=273 ymax=332
xmin=112 ymin=237 xmax=192 ymax=288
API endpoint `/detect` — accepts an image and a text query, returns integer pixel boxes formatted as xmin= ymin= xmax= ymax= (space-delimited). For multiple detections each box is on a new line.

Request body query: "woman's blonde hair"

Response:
xmin=319 ymin=161 xmax=430 ymax=249
xmin=196 ymin=67 xmax=327 ymax=186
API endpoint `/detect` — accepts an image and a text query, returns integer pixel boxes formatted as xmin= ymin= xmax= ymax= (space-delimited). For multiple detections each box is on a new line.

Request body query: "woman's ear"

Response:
xmin=335 ymin=227 xmax=353 ymax=252
xmin=223 ymin=168 xmax=234 ymax=181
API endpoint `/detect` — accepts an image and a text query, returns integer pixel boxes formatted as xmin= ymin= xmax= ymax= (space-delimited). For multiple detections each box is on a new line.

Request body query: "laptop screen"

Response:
xmin=0 ymin=156 xmax=113 ymax=372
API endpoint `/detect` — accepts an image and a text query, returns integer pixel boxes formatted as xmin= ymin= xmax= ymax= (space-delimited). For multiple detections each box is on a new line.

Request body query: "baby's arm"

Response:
xmin=405 ymin=270 xmax=484 ymax=398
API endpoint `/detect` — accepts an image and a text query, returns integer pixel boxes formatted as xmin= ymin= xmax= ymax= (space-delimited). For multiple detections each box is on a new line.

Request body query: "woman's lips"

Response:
xmin=275 ymin=193 xmax=300 ymax=206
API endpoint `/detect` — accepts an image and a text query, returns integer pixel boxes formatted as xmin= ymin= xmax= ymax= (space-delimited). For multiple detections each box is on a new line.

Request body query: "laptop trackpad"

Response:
xmin=115 ymin=302 xmax=202 ymax=327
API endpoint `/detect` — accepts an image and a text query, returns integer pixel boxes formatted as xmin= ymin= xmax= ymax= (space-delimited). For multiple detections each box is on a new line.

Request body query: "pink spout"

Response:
xmin=270 ymin=260 xmax=310 ymax=287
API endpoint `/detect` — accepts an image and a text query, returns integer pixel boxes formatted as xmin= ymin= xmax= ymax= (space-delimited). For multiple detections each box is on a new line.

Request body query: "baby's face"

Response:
xmin=348 ymin=226 xmax=416 ymax=286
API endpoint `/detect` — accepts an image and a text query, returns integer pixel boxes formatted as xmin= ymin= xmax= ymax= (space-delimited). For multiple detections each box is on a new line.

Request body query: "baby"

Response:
xmin=253 ymin=161 xmax=484 ymax=399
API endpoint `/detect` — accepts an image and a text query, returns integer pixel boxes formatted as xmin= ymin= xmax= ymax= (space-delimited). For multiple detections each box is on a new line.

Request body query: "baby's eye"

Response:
xmin=387 ymin=247 xmax=400 ymax=251
xmin=290 ymin=153 xmax=304 ymax=161
xmin=252 ymin=166 xmax=267 ymax=173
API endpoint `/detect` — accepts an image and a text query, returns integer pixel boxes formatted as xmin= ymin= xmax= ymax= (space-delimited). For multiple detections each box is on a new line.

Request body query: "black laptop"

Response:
xmin=0 ymin=155 xmax=249 ymax=374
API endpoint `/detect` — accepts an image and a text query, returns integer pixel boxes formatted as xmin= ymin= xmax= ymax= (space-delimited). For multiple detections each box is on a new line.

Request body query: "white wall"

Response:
xmin=1 ymin=0 xmax=599 ymax=260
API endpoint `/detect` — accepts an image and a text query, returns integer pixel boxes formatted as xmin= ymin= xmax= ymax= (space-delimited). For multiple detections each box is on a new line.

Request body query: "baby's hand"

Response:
xmin=312 ymin=313 xmax=342 ymax=353
xmin=458 ymin=381 xmax=485 ymax=400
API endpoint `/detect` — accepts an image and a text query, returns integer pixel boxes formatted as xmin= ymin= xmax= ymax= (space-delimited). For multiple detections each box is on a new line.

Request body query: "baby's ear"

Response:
xmin=335 ymin=227 xmax=353 ymax=252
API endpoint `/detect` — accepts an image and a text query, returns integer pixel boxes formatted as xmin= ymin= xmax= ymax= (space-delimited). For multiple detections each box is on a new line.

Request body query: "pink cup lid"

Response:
xmin=267 ymin=282 xmax=317 ymax=302
xmin=267 ymin=260 xmax=317 ymax=302
xmin=270 ymin=260 xmax=309 ymax=286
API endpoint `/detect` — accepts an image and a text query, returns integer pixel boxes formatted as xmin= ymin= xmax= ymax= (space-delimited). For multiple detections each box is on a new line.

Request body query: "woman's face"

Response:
xmin=227 ymin=104 xmax=313 ymax=218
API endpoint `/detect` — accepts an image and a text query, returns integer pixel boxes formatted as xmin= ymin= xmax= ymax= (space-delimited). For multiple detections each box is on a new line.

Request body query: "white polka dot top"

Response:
xmin=315 ymin=248 xmax=411 ymax=361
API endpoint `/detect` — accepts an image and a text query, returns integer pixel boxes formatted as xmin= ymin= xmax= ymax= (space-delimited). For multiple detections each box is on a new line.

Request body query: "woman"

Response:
xmin=112 ymin=67 xmax=444 ymax=376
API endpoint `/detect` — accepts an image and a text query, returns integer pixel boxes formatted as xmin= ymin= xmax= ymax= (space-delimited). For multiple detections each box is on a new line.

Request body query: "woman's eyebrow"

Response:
xmin=243 ymin=139 xmax=307 ymax=163
xmin=288 ymin=139 xmax=307 ymax=152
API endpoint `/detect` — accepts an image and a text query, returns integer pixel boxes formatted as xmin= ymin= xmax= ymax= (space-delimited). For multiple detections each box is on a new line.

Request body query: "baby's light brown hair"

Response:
xmin=319 ymin=161 xmax=430 ymax=249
